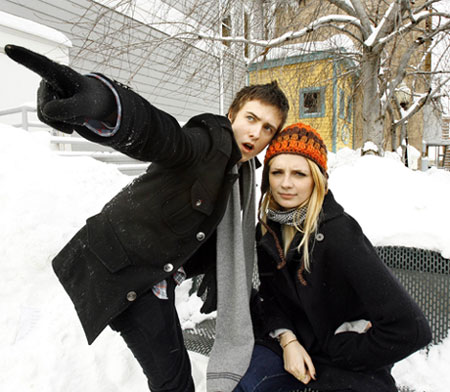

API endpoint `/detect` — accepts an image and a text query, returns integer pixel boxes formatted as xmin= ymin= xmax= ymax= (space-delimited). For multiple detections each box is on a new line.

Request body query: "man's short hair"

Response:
xmin=227 ymin=81 xmax=289 ymax=131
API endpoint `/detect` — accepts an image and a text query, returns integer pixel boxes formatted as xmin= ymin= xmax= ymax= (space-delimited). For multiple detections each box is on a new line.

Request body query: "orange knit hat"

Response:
xmin=261 ymin=123 xmax=328 ymax=195
xmin=264 ymin=122 xmax=327 ymax=172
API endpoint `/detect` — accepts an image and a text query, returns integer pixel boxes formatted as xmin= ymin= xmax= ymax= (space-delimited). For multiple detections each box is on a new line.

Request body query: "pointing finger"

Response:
xmin=4 ymin=45 xmax=80 ymax=97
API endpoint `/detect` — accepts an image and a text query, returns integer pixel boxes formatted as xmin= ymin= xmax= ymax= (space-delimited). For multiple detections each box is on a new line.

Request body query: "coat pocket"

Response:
xmin=86 ymin=213 xmax=132 ymax=273
xmin=163 ymin=179 xmax=213 ymax=235
xmin=190 ymin=179 xmax=214 ymax=216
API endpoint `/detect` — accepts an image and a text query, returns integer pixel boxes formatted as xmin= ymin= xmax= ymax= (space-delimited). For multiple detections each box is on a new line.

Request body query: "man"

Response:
xmin=5 ymin=45 xmax=289 ymax=392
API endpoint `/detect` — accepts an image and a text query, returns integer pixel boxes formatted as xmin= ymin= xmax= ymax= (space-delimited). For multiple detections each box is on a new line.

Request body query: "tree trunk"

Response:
xmin=360 ymin=49 xmax=385 ymax=154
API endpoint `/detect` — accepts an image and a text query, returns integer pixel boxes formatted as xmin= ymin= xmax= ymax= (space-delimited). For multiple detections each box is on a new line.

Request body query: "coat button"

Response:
xmin=126 ymin=291 xmax=137 ymax=301
xmin=195 ymin=199 xmax=203 ymax=207
xmin=163 ymin=263 xmax=174 ymax=273
xmin=316 ymin=233 xmax=324 ymax=242
xmin=196 ymin=232 xmax=206 ymax=241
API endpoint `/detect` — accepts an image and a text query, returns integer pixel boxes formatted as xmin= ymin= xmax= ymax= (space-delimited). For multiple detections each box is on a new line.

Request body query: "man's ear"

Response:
xmin=227 ymin=111 xmax=233 ymax=123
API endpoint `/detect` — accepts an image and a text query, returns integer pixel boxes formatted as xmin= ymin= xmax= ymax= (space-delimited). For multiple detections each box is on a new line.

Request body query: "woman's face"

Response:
xmin=268 ymin=154 xmax=314 ymax=210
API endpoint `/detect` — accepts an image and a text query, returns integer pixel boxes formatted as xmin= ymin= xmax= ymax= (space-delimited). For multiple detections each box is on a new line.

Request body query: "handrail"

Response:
xmin=0 ymin=104 xmax=36 ymax=116
xmin=0 ymin=104 xmax=39 ymax=131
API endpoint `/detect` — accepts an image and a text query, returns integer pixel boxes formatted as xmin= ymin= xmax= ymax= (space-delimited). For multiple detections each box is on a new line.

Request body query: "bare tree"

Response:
xmin=81 ymin=0 xmax=450 ymax=153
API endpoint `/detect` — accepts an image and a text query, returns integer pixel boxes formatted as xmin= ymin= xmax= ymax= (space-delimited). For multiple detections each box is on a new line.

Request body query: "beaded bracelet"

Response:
xmin=281 ymin=338 xmax=298 ymax=349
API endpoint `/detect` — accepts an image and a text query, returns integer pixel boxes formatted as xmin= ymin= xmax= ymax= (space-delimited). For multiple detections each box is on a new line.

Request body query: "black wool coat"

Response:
xmin=254 ymin=191 xmax=431 ymax=392
xmin=52 ymin=77 xmax=243 ymax=344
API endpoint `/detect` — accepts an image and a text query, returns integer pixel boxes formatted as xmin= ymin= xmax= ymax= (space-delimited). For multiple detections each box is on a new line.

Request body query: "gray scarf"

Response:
xmin=207 ymin=161 xmax=256 ymax=392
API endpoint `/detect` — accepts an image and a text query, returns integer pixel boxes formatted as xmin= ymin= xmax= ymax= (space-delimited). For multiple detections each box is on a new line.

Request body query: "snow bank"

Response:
xmin=0 ymin=125 xmax=209 ymax=391
xmin=328 ymin=147 xmax=450 ymax=258
xmin=1 ymin=124 xmax=449 ymax=391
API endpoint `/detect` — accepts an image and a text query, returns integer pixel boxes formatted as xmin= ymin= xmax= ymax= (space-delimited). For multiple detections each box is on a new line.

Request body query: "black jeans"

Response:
xmin=110 ymin=279 xmax=194 ymax=392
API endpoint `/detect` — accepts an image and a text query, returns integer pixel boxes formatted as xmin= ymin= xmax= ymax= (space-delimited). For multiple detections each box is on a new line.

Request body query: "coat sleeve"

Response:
xmin=74 ymin=75 xmax=213 ymax=166
xmin=324 ymin=215 xmax=432 ymax=372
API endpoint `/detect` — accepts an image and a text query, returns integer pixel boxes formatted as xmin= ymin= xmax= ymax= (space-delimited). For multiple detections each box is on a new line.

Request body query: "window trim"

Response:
xmin=299 ymin=86 xmax=326 ymax=118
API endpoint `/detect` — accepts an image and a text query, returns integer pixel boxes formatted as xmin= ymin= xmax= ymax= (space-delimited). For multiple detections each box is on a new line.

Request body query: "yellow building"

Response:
xmin=249 ymin=51 xmax=356 ymax=153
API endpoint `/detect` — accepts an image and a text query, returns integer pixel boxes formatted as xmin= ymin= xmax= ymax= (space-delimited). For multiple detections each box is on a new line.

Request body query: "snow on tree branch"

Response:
xmin=188 ymin=14 xmax=361 ymax=50
xmin=364 ymin=1 xmax=397 ymax=48
xmin=327 ymin=0 xmax=356 ymax=17
xmin=349 ymin=0 xmax=373 ymax=37
xmin=394 ymin=91 xmax=430 ymax=128
xmin=378 ymin=11 xmax=449 ymax=47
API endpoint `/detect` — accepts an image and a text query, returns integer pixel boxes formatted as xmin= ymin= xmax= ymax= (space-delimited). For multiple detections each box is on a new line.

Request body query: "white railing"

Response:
xmin=0 ymin=104 xmax=47 ymax=131
xmin=0 ymin=105 xmax=147 ymax=176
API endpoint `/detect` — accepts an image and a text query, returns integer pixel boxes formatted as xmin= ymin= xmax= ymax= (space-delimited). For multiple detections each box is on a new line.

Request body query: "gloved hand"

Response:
xmin=197 ymin=266 xmax=217 ymax=314
xmin=4 ymin=45 xmax=116 ymax=134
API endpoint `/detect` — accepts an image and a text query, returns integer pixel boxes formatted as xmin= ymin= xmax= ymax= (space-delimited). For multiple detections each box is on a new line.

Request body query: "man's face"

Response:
xmin=229 ymin=100 xmax=283 ymax=162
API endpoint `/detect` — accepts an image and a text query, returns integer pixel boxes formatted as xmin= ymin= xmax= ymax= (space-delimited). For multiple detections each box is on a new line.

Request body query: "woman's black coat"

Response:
xmin=52 ymin=78 xmax=242 ymax=344
xmin=255 ymin=191 xmax=431 ymax=391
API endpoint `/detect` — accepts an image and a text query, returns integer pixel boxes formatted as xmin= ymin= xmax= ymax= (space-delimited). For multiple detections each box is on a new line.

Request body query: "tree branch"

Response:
xmin=327 ymin=0 xmax=357 ymax=18
xmin=393 ymin=90 xmax=431 ymax=128
xmin=378 ymin=11 xmax=450 ymax=48
xmin=364 ymin=1 xmax=399 ymax=47
xmin=348 ymin=0 xmax=373 ymax=38
xmin=245 ymin=22 xmax=362 ymax=66
xmin=180 ymin=14 xmax=361 ymax=50
xmin=413 ymin=0 xmax=445 ymax=15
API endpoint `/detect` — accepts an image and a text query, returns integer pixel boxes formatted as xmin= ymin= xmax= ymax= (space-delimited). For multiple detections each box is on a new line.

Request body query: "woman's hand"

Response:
xmin=279 ymin=332 xmax=316 ymax=384
xmin=334 ymin=319 xmax=372 ymax=335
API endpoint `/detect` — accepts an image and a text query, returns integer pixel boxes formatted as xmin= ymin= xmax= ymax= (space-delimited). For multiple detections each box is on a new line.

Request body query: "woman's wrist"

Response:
xmin=281 ymin=338 xmax=298 ymax=349
xmin=278 ymin=331 xmax=297 ymax=347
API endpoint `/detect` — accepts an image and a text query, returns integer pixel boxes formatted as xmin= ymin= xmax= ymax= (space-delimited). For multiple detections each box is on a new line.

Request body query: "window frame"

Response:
xmin=299 ymin=86 xmax=326 ymax=118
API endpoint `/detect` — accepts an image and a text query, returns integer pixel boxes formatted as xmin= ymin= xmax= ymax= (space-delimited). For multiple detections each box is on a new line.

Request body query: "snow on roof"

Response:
xmin=0 ymin=11 xmax=72 ymax=47
xmin=256 ymin=34 xmax=357 ymax=62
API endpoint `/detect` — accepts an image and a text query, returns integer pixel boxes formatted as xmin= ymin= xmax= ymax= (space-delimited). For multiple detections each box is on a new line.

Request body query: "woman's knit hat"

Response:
xmin=261 ymin=122 xmax=328 ymax=195
xmin=265 ymin=122 xmax=327 ymax=171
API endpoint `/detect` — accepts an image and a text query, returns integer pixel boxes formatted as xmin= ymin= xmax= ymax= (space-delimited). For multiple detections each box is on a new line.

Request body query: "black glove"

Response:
xmin=197 ymin=266 xmax=217 ymax=314
xmin=4 ymin=45 xmax=116 ymax=134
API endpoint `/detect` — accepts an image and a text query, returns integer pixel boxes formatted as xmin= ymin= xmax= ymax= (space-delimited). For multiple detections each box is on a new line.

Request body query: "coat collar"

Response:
xmin=215 ymin=114 xmax=243 ymax=168
xmin=319 ymin=190 xmax=344 ymax=224
xmin=258 ymin=190 xmax=344 ymax=260
xmin=212 ymin=114 xmax=262 ymax=170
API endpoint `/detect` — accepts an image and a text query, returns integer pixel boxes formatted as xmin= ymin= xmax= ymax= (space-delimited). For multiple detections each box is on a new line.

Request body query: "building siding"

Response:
xmin=1 ymin=0 xmax=245 ymax=122
xmin=249 ymin=55 xmax=355 ymax=153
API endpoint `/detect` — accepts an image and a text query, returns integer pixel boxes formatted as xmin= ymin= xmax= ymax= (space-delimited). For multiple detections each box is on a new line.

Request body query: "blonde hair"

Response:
xmin=260 ymin=158 xmax=328 ymax=276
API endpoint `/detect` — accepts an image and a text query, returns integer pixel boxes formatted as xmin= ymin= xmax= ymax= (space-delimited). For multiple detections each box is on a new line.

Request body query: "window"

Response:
xmin=222 ymin=15 xmax=231 ymax=47
xmin=339 ymin=89 xmax=345 ymax=119
xmin=304 ymin=92 xmax=319 ymax=113
xmin=299 ymin=87 xmax=325 ymax=118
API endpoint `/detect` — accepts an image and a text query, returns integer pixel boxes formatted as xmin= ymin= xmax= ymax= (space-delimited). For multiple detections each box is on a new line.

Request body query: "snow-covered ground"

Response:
xmin=1 ymin=124 xmax=449 ymax=392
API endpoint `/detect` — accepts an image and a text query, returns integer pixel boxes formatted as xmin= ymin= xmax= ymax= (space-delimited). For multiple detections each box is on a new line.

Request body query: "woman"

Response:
xmin=236 ymin=123 xmax=431 ymax=392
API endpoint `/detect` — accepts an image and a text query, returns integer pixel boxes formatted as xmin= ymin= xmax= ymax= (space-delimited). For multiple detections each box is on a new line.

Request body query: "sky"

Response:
xmin=1 ymin=123 xmax=450 ymax=392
